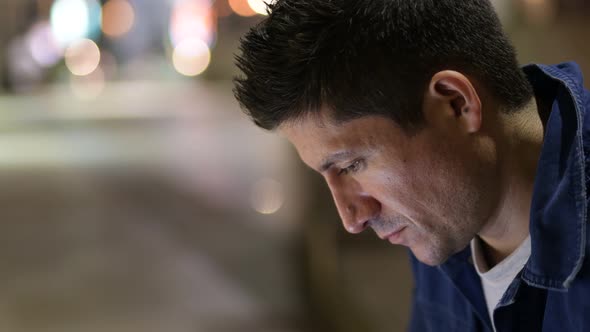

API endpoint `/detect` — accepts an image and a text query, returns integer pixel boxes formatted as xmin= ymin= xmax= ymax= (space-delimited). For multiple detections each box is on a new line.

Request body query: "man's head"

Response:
xmin=234 ymin=0 xmax=534 ymax=265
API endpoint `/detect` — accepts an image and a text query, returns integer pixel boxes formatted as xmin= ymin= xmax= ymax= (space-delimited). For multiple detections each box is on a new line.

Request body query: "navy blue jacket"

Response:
xmin=409 ymin=62 xmax=590 ymax=332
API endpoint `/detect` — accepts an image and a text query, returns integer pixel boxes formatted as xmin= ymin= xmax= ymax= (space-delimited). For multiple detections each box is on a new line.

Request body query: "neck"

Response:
xmin=478 ymin=98 xmax=545 ymax=267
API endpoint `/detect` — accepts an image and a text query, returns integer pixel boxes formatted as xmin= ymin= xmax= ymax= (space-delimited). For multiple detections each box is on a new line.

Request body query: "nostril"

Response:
xmin=361 ymin=220 xmax=369 ymax=230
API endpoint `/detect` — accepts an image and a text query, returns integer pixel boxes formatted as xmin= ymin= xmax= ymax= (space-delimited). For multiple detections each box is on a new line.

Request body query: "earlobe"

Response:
xmin=426 ymin=70 xmax=483 ymax=134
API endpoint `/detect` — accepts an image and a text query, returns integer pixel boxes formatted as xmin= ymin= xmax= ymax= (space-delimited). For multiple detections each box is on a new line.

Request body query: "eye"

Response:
xmin=338 ymin=159 xmax=364 ymax=176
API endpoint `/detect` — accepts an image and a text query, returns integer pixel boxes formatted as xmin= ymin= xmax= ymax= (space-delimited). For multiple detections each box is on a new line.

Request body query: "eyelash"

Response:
xmin=338 ymin=159 xmax=364 ymax=176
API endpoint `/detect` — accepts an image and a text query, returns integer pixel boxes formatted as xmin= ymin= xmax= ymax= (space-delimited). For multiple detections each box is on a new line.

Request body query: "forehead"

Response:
xmin=278 ymin=113 xmax=404 ymax=170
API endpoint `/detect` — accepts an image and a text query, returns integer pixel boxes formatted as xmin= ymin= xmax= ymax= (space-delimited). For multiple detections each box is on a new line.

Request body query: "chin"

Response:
xmin=411 ymin=246 xmax=451 ymax=267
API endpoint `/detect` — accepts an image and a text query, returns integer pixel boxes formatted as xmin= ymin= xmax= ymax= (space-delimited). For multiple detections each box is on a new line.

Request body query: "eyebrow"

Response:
xmin=319 ymin=150 xmax=356 ymax=173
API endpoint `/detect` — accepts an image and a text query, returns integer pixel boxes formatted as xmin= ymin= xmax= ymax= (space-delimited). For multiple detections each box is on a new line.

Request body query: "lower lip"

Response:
xmin=388 ymin=227 xmax=407 ymax=244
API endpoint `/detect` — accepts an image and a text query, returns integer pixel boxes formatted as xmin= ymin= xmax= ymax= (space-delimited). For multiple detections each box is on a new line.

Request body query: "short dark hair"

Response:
xmin=233 ymin=0 xmax=534 ymax=131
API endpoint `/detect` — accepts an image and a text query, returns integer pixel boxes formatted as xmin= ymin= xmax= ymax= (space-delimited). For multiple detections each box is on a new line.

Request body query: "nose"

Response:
xmin=326 ymin=176 xmax=381 ymax=234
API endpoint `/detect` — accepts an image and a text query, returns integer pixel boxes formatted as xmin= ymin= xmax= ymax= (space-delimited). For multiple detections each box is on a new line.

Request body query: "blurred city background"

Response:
xmin=0 ymin=0 xmax=588 ymax=331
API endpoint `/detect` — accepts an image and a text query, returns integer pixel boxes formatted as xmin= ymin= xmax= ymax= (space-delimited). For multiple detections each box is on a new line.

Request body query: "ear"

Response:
xmin=424 ymin=70 xmax=483 ymax=134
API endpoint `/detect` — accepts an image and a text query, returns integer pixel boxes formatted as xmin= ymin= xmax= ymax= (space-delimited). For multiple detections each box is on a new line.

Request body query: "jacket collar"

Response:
xmin=519 ymin=62 xmax=587 ymax=290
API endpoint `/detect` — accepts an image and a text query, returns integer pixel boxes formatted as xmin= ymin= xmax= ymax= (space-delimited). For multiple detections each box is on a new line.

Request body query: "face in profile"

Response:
xmin=280 ymin=110 xmax=501 ymax=266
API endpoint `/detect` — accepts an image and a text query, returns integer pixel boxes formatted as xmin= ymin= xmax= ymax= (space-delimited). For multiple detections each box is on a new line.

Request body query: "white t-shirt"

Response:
xmin=470 ymin=235 xmax=531 ymax=331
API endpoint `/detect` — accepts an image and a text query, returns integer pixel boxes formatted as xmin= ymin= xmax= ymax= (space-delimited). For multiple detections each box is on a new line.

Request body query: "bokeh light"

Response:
xmin=64 ymin=38 xmax=101 ymax=76
xmin=251 ymin=178 xmax=284 ymax=215
xmin=228 ymin=0 xmax=256 ymax=17
xmin=102 ymin=0 xmax=135 ymax=38
xmin=172 ymin=38 xmax=211 ymax=76
xmin=50 ymin=0 xmax=101 ymax=47
xmin=70 ymin=66 xmax=105 ymax=100
xmin=170 ymin=0 xmax=215 ymax=47
xmin=247 ymin=0 xmax=269 ymax=15
xmin=27 ymin=21 xmax=63 ymax=67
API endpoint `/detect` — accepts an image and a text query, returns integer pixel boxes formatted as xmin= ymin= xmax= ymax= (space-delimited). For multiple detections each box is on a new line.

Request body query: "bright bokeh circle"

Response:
xmin=64 ymin=38 xmax=101 ymax=76
xmin=172 ymin=38 xmax=211 ymax=76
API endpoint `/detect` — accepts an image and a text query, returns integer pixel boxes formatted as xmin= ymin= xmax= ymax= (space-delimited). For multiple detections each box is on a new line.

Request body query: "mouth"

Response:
xmin=382 ymin=226 xmax=407 ymax=244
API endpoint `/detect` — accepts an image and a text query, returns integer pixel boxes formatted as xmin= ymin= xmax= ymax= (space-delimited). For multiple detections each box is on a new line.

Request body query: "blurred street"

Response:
xmin=0 ymin=78 xmax=310 ymax=332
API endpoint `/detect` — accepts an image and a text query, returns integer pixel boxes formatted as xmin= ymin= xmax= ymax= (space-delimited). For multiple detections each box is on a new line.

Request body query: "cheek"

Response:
xmin=361 ymin=145 xmax=486 ymax=225
xmin=395 ymin=159 xmax=450 ymax=214
xmin=397 ymin=149 xmax=480 ymax=226
xmin=410 ymin=150 xmax=496 ymax=245
xmin=363 ymin=167 xmax=411 ymax=207
xmin=363 ymin=168 xmax=431 ymax=221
